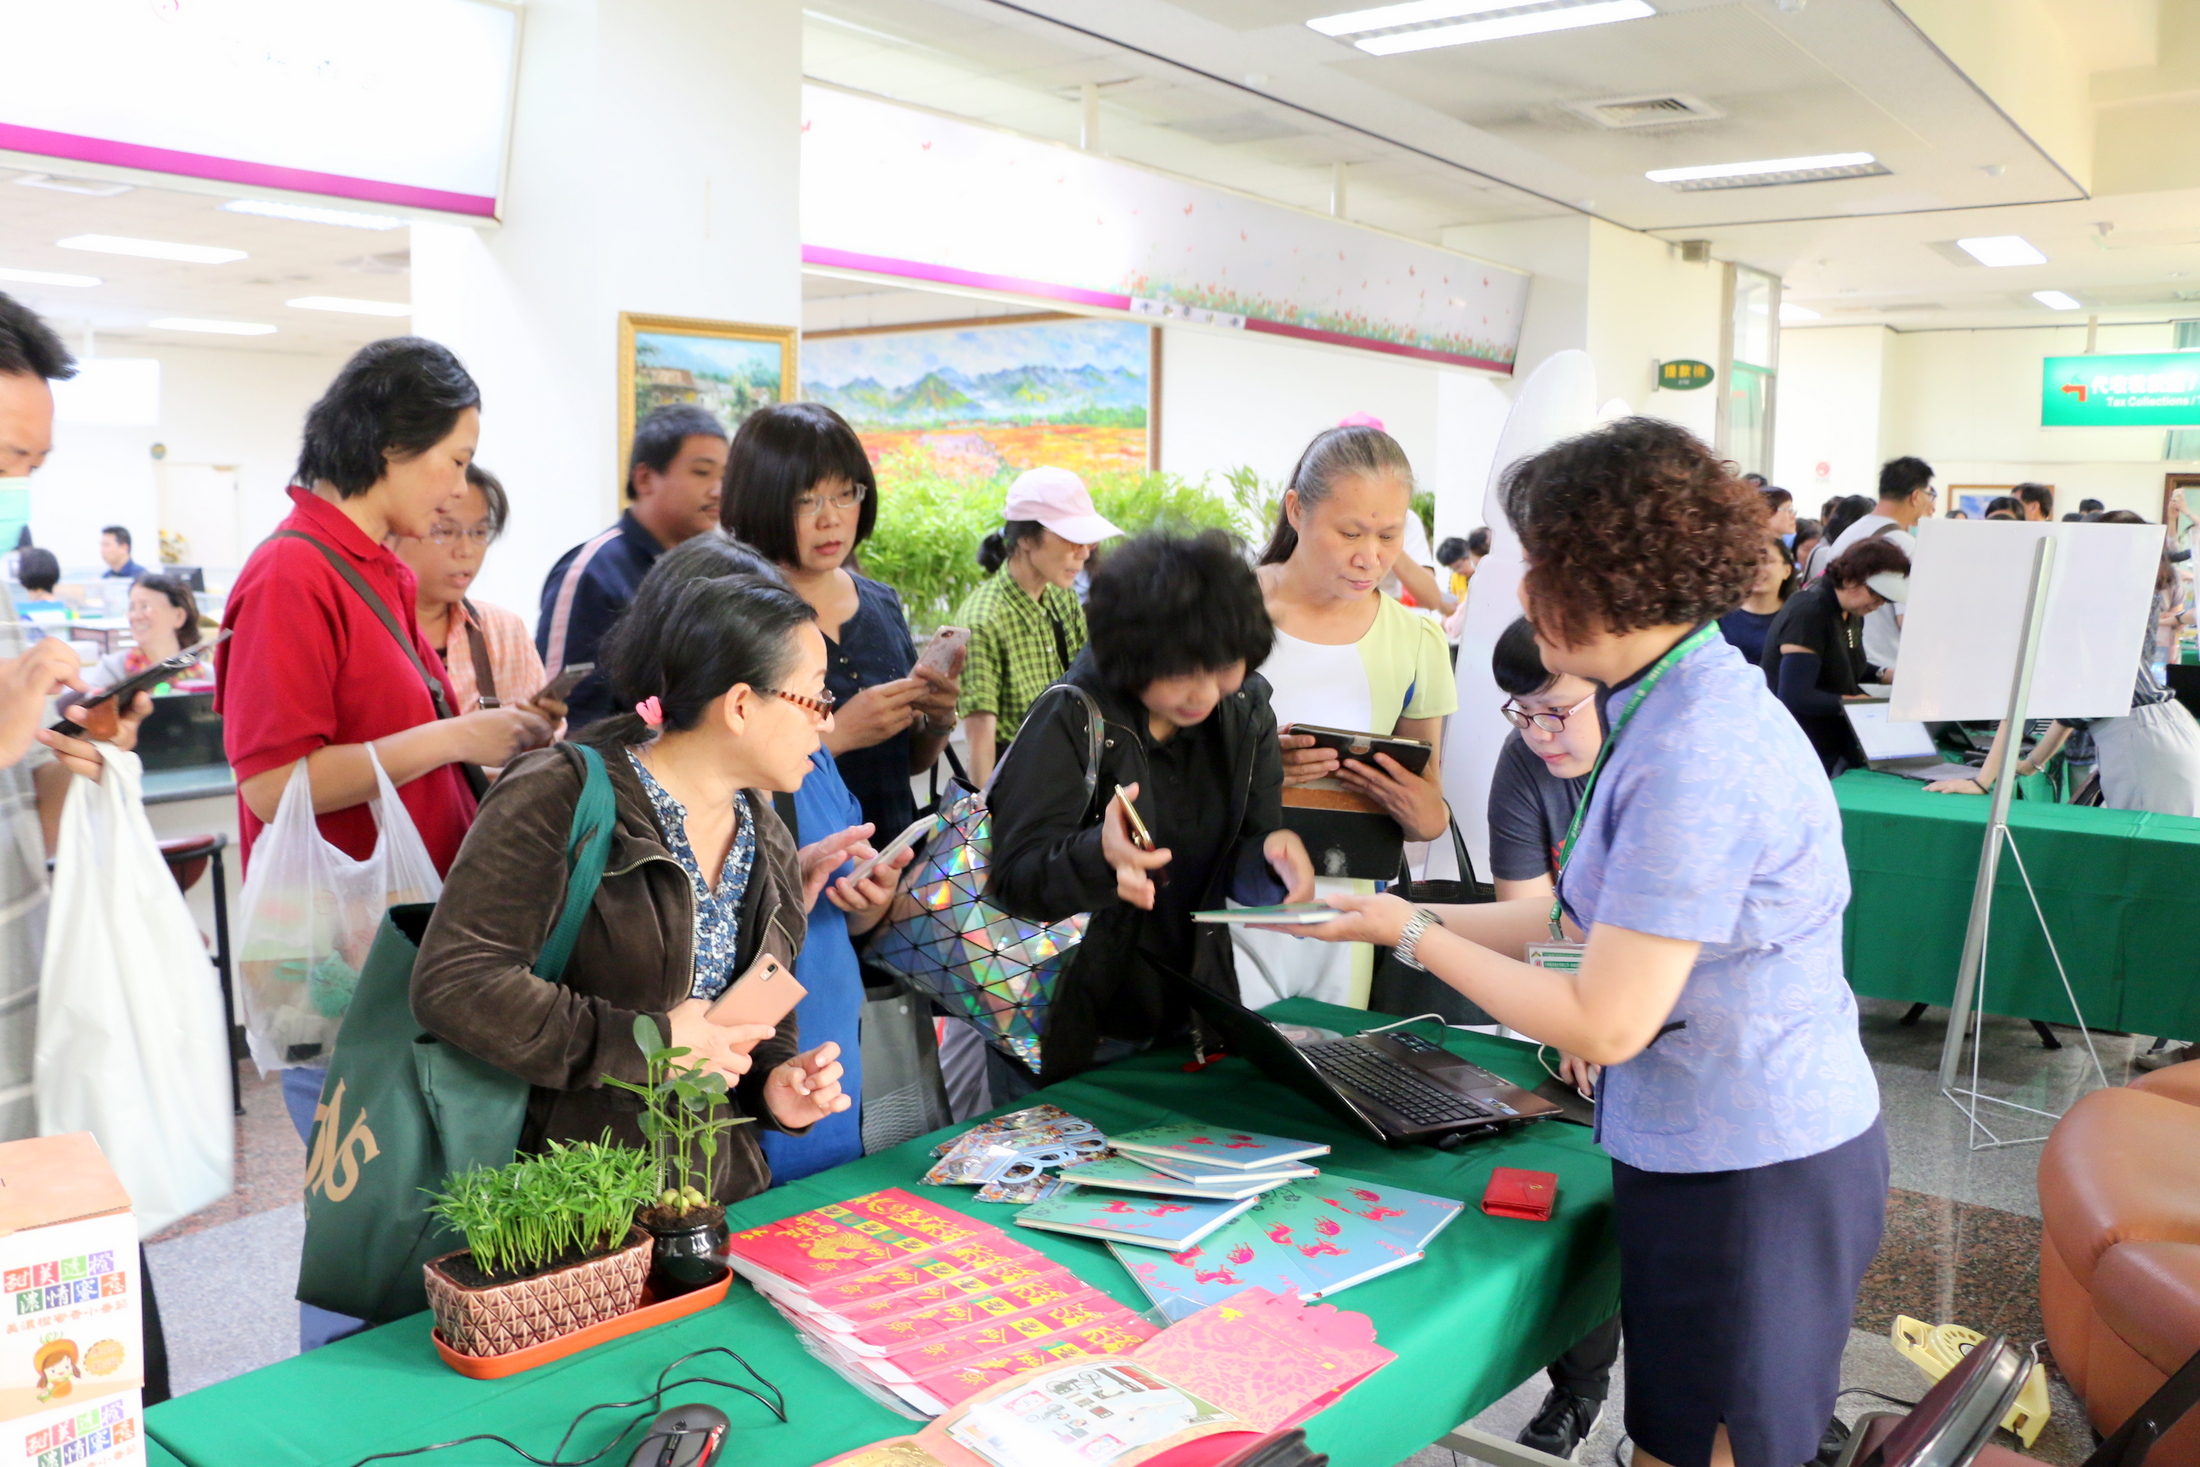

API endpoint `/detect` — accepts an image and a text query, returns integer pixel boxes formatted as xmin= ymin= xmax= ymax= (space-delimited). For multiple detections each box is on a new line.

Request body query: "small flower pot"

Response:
xmin=641 ymin=1204 xmax=729 ymax=1299
xmin=423 ymin=1226 xmax=651 ymax=1359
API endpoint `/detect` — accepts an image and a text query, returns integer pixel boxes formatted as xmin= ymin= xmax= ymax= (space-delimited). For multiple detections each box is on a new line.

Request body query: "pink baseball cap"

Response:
xmin=1005 ymin=467 xmax=1123 ymax=546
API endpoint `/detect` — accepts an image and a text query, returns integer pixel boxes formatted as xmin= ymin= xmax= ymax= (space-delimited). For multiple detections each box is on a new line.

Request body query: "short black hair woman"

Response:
xmin=413 ymin=563 xmax=852 ymax=1207
xmin=986 ymin=530 xmax=1314 ymax=1086
xmin=1283 ymin=418 xmax=1885 ymax=1467
xmin=12 ymin=547 xmax=59 ymax=600
xmin=218 ymin=338 xmax=555 ymax=1195
xmin=1760 ymin=536 xmax=1910 ymax=774
xmin=720 ymin=403 xmax=961 ymax=838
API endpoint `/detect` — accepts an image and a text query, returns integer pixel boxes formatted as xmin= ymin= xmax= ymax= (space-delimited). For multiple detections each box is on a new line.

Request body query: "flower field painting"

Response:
xmin=802 ymin=316 xmax=1154 ymax=486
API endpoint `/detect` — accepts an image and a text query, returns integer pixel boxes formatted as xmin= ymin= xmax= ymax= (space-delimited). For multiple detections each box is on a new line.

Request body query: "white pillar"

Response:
xmin=411 ymin=0 xmax=804 ymax=616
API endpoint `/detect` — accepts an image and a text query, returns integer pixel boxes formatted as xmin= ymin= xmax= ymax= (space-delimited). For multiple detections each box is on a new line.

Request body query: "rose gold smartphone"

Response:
xmin=707 ymin=953 xmax=807 ymax=1050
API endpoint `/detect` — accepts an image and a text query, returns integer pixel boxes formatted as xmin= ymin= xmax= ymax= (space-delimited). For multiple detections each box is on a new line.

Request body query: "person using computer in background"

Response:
xmin=99 ymin=525 xmax=146 ymax=580
xmin=1482 ymin=613 xmax=1622 ymax=1460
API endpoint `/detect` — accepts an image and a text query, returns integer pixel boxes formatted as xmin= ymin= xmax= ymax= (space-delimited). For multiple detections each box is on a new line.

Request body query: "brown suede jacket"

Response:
xmin=411 ymin=734 xmax=808 ymax=1205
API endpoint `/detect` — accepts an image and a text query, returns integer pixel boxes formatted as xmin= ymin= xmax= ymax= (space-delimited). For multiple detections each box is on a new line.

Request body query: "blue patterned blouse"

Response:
xmin=628 ymin=750 xmax=756 ymax=1000
xmin=1557 ymin=636 xmax=1881 ymax=1174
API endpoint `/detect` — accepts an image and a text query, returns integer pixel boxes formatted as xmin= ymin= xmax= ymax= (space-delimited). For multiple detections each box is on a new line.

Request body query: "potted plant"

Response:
xmin=603 ymin=1014 xmax=752 ymax=1298
xmin=420 ymin=1138 xmax=659 ymax=1358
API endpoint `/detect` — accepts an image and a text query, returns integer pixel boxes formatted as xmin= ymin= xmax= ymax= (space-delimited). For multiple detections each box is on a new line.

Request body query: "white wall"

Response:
xmin=1772 ymin=325 xmax=1895 ymax=504
xmin=412 ymin=0 xmax=805 ymax=620
xmin=27 ymin=341 xmax=349 ymax=581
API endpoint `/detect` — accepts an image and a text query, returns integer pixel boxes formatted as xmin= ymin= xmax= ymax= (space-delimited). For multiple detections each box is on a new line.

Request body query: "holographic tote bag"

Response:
xmin=867 ymin=685 xmax=1101 ymax=1074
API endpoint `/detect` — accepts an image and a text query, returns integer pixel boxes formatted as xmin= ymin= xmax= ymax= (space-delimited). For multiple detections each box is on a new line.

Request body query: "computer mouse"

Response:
xmin=626 ymin=1403 xmax=729 ymax=1467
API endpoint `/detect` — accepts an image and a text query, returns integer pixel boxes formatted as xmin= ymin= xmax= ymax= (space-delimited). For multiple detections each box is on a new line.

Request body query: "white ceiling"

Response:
xmin=0 ymin=167 xmax=408 ymax=358
xmin=803 ymin=0 xmax=2200 ymax=333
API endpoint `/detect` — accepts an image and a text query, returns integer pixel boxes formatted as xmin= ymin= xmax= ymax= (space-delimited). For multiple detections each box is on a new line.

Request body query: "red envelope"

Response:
xmin=1481 ymin=1166 xmax=1558 ymax=1221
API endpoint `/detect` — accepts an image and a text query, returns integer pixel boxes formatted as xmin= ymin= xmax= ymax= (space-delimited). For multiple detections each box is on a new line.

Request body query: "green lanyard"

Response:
xmin=1547 ymin=624 xmax=1721 ymax=939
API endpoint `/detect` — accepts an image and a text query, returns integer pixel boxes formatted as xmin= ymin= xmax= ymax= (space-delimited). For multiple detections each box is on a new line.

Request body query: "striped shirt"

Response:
xmin=951 ymin=575 xmax=1086 ymax=742
xmin=0 ymin=616 xmax=52 ymax=1142
xmin=535 ymin=510 xmax=667 ymax=730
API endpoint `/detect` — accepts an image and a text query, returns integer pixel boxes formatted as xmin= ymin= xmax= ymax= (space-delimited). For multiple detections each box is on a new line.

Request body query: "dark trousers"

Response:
xmin=1548 ymin=1314 xmax=1622 ymax=1401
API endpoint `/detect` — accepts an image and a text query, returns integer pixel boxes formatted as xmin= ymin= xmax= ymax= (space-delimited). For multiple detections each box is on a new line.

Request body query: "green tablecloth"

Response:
xmin=1836 ymin=771 xmax=2200 ymax=1038
xmin=147 ymin=999 xmax=1617 ymax=1467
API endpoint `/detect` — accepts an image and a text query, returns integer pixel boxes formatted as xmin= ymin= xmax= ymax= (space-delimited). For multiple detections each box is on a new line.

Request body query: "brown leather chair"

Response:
xmin=2038 ymin=1062 xmax=2200 ymax=1463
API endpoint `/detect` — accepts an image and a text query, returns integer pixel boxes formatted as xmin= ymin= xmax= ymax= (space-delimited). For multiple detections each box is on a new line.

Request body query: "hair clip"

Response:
xmin=635 ymin=696 xmax=663 ymax=728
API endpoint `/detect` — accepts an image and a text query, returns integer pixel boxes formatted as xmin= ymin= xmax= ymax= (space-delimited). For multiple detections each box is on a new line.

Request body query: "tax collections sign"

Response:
xmin=2041 ymin=353 xmax=2200 ymax=427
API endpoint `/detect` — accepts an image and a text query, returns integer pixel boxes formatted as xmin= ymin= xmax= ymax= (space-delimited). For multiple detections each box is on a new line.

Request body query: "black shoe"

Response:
xmin=1518 ymin=1387 xmax=1600 ymax=1461
xmin=1811 ymin=1415 xmax=1852 ymax=1467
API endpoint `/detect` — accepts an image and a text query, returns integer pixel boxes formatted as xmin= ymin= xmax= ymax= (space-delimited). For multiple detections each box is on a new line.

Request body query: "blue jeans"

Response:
xmin=280 ymin=1067 xmax=368 ymax=1352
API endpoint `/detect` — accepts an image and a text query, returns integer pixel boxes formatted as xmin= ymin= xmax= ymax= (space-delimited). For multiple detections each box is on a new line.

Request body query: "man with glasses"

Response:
xmin=1483 ymin=613 xmax=1623 ymax=1460
xmin=1828 ymin=456 xmax=1935 ymax=682
xmin=538 ymin=404 xmax=728 ymax=729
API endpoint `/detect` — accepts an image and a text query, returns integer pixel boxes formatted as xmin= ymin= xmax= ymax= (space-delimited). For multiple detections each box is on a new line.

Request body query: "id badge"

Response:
xmin=1526 ymin=941 xmax=1585 ymax=973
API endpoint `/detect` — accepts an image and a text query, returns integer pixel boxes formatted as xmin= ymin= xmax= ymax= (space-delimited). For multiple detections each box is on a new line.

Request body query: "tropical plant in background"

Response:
xmin=422 ymin=1138 xmax=657 ymax=1282
xmin=601 ymin=1015 xmax=751 ymax=1219
xmin=1410 ymin=490 xmax=1436 ymax=545
xmin=864 ymin=454 xmax=1282 ymax=635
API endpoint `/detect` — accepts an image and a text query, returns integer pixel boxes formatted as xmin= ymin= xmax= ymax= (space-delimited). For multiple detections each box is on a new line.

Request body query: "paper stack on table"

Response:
xmin=1110 ymin=1176 xmax=1464 ymax=1321
xmin=725 ymin=1188 xmax=1157 ymax=1415
xmin=819 ymin=1286 xmax=1397 ymax=1467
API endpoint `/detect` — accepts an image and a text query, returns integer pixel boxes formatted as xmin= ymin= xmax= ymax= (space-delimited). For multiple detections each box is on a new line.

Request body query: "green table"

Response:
xmin=147 ymin=1000 xmax=1617 ymax=1467
xmin=1836 ymin=771 xmax=2200 ymax=1038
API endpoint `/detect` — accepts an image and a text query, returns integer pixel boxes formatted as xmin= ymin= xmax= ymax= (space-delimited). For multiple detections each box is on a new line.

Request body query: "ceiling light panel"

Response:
xmin=1307 ymin=0 xmax=1527 ymax=37
xmin=1645 ymin=153 xmax=1887 ymax=191
xmin=58 ymin=235 xmax=248 ymax=264
xmin=223 ymin=199 xmax=405 ymax=230
xmin=1352 ymin=0 xmax=1655 ymax=55
xmin=286 ymin=296 xmax=412 ymax=316
xmin=2032 ymin=290 xmax=2081 ymax=310
xmin=148 ymin=317 xmax=276 ymax=336
xmin=0 ymin=267 xmax=100 ymax=288
xmin=1779 ymin=302 xmax=1821 ymax=322
xmin=1956 ymin=236 xmax=2047 ymax=267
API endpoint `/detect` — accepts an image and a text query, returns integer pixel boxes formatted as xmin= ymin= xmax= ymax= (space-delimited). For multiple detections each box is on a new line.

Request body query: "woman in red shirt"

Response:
xmin=219 ymin=339 xmax=553 ymax=1323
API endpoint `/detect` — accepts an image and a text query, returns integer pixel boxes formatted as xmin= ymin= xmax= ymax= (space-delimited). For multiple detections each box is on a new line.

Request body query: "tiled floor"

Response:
xmin=148 ymin=998 xmax=2174 ymax=1463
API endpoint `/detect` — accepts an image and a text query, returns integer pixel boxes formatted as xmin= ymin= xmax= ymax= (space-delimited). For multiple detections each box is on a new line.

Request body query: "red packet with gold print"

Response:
xmin=1481 ymin=1167 xmax=1557 ymax=1221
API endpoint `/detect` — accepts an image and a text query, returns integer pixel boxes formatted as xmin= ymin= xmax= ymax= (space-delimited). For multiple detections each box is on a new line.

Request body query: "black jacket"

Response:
xmin=985 ymin=654 xmax=1286 ymax=1083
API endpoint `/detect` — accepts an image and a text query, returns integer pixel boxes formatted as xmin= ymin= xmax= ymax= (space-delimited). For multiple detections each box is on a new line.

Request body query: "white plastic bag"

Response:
xmin=35 ymin=747 xmax=234 ymax=1235
xmin=233 ymin=749 xmax=442 ymax=1072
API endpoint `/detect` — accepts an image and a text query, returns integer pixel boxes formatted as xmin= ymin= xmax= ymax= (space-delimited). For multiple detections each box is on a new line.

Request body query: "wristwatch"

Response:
xmin=1393 ymin=907 xmax=1444 ymax=971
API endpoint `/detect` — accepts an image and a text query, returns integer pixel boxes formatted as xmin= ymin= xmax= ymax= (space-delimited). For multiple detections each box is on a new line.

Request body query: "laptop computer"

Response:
xmin=1843 ymin=700 xmax=1967 ymax=780
xmin=1177 ymin=979 xmax=1561 ymax=1147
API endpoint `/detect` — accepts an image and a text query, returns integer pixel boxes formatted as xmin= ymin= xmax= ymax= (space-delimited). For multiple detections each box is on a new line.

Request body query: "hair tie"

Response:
xmin=635 ymin=696 xmax=663 ymax=728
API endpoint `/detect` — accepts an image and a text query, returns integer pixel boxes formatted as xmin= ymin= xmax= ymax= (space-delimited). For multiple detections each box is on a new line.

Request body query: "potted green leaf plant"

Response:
xmin=420 ymin=1138 xmax=658 ymax=1358
xmin=603 ymin=1014 xmax=752 ymax=1298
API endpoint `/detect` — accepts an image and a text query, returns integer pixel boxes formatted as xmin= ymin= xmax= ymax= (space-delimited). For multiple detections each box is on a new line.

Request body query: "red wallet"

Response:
xmin=1481 ymin=1166 xmax=1558 ymax=1221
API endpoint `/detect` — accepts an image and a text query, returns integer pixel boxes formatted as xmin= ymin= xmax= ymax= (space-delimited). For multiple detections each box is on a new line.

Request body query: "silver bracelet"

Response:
xmin=1394 ymin=907 xmax=1443 ymax=971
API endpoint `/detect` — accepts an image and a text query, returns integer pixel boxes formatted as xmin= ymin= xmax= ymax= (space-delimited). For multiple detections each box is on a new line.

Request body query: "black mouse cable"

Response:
xmin=346 ymin=1347 xmax=785 ymax=1467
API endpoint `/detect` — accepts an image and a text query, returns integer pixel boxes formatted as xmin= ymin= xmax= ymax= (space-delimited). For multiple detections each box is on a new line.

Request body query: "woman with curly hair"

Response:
xmin=1285 ymin=418 xmax=1883 ymax=1467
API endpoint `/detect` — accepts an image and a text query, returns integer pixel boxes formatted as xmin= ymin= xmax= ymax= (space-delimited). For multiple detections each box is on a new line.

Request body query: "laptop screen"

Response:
xmin=1844 ymin=702 xmax=1936 ymax=761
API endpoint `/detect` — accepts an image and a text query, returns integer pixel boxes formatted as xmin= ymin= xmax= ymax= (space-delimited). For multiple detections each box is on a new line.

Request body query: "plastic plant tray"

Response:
xmin=432 ymin=1270 xmax=733 ymax=1379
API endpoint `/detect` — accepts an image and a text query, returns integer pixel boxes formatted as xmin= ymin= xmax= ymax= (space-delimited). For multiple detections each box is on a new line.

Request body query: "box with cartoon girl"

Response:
xmin=0 ymin=1135 xmax=142 ymax=1425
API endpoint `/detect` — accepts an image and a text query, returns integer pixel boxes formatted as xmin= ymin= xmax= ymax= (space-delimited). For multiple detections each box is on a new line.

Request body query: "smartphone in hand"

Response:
xmin=542 ymin=662 xmax=596 ymax=701
xmin=846 ymin=813 xmax=937 ymax=886
xmin=916 ymin=626 xmax=970 ymax=676
xmin=707 ymin=953 xmax=808 ymax=1051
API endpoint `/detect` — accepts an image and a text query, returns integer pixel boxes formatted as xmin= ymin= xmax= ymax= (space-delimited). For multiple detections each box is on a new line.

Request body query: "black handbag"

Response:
xmin=1366 ymin=817 xmax=1497 ymax=1026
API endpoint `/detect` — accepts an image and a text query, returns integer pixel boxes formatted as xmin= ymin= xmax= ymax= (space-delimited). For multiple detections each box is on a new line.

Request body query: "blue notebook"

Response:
xmin=1107 ymin=1124 xmax=1331 ymax=1172
xmin=1012 ymin=1187 xmax=1257 ymax=1251
xmin=1055 ymin=1155 xmax=1298 ymax=1201
xmin=1135 ymin=1153 xmax=1319 ymax=1186
xmin=1110 ymin=1175 xmax=1464 ymax=1320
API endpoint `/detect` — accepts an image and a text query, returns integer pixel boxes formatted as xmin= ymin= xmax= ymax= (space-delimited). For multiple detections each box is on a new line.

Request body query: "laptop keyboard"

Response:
xmin=1302 ymin=1040 xmax=1498 ymax=1128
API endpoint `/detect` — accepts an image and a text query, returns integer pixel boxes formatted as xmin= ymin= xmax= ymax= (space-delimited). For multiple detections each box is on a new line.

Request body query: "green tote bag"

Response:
xmin=295 ymin=743 xmax=617 ymax=1324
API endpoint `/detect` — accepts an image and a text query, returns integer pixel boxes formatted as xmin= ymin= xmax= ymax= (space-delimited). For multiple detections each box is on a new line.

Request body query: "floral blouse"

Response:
xmin=627 ymin=750 xmax=755 ymax=1000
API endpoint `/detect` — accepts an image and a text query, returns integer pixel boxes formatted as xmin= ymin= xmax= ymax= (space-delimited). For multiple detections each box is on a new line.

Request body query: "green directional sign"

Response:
xmin=2043 ymin=352 xmax=2200 ymax=427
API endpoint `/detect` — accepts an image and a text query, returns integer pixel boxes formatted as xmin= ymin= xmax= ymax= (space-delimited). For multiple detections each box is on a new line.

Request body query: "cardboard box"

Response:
xmin=0 ymin=1137 xmax=141 ymax=1427
xmin=8 ymin=1391 xmax=141 ymax=1467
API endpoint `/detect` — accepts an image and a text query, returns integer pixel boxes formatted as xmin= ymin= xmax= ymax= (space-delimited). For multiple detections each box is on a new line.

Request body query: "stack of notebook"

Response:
xmin=1106 ymin=1175 xmax=1465 ymax=1321
xmin=724 ymin=1188 xmax=1159 ymax=1415
xmin=1013 ymin=1125 xmax=1332 ymax=1252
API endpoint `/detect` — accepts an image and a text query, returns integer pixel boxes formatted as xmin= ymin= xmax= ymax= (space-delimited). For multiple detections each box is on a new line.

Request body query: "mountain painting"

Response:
xmin=632 ymin=330 xmax=786 ymax=435
xmin=802 ymin=316 xmax=1152 ymax=484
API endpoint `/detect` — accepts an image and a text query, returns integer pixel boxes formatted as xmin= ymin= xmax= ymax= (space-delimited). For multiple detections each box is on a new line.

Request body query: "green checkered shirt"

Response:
xmin=951 ymin=574 xmax=1088 ymax=740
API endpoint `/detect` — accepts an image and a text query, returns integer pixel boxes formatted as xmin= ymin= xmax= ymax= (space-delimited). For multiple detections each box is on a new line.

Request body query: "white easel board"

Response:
xmin=1889 ymin=519 xmax=2162 ymax=723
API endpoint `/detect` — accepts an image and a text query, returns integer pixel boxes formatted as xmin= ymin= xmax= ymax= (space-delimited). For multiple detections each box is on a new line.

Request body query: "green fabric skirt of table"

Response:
xmin=146 ymin=999 xmax=1617 ymax=1467
xmin=1835 ymin=770 xmax=2200 ymax=1038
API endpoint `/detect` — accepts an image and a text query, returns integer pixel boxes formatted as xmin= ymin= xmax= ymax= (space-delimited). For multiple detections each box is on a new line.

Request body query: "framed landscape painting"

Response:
xmin=617 ymin=313 xmax=797 ymax=478
xmin=801 ymin=313 xmax=1156 ymax=486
